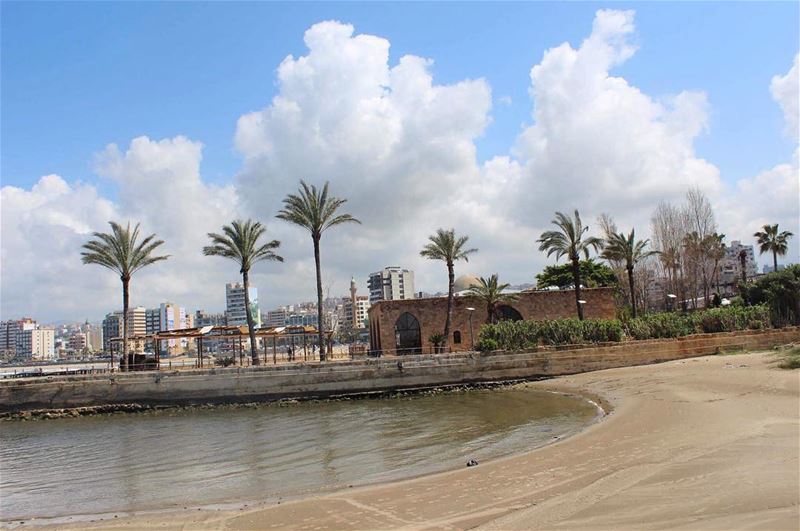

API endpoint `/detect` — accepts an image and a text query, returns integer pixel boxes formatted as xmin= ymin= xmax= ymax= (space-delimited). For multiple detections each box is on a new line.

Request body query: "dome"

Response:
xmin=453 ymin=274 xmax=481 ymax=292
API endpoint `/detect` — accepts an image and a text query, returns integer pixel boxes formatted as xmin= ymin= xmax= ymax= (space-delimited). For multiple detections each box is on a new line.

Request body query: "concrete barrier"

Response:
xmin=1 ymin=327 xmax=797 ymax=413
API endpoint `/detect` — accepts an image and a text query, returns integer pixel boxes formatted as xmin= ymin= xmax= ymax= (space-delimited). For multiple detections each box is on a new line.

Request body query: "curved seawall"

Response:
xmin=1 ymin=327 xmax=798 ymax=413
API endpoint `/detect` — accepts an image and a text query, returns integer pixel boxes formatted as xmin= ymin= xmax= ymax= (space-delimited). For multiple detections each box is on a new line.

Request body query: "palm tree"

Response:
xmin=203 ymin=220 xmax=282 ymax=365
xmin=420 ymin=229 xmax=478 ymax=349
xmin=277 ymin=181 xmax=360 ymax=360
xmin=538 ymin=210 xmax=603 ymax=320
xmin=466 ymin=274 xmax=519 ymax=323
xmin=81 ymin=222 xmax=168 ymax=371
xmin=707 ymin=233 xmax=726 ymax=293
xmin=754 ymin=223 xmax=794 ymax=273
xmin=601 ymin=229 xmax=657 ymax=318
xmin=738 ymin=249 xmax=749 ymax=284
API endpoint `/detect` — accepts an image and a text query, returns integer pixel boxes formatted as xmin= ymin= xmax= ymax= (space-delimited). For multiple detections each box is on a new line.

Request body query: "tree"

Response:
xmin=81 ymin=222 xmax=169 ymax=371
xmin=535 ymin=259 xmax=617 ymax=289
xmin=420 ymin=228 xmax=478 ymax=349
xmin=466 ymin=274 xmax=519 ymax=323
xmin=600 ymin=229 xmax=658 ymax=318
xmin=203 ymin=219 xmax=283 ymax=366
xmin=739 ymin=249 xmax=749 ymax=284
xmin=277 ymin=181 xmax=360 ymax=360
xmin=707 ymin=233 xmax=726 ymax=293
xmin=537 ymin=210 xmax=602 ymax=320
xmin=740 ymin=264 xmax=800 ymax=327
xmin=754 ymin=223 xmax=794 ymax=274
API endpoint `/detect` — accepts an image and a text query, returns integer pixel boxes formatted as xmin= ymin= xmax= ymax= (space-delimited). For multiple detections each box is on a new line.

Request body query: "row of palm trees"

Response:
xmin=83 ymin=183 xmax=793 ymax=368
xmin=424 ymin=212 xmax=794 ymax=350
xmin=82 ymin=181 xmax=357 ymax=370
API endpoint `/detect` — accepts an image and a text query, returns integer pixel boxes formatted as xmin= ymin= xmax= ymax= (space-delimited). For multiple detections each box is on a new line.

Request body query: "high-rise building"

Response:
xmin=18 ymin=328 xmax=55 ymax=360
xmin=86 ymin=325 xmax=103 ymax=353
xmin=68 ymin=332 xmax=88 ymax=353
xmin=225 ymin=282 xmax=261 ymax=327
xmin=0 ymin=318 xmax=36 ymax=356
xmin=368 ymin=267 xmax=415 ymax=303
xmin=101 ymin=307 xmax=146 ymax=351
xmin=719 ymin=241 xmax=758 ymax=289
xmin=344 ymin=296 xmax=370 ymax=329
xmin=145 ymin=308 xmax=161 ymax=335
xmin=158 ymin=302 xmax=188 ymax=354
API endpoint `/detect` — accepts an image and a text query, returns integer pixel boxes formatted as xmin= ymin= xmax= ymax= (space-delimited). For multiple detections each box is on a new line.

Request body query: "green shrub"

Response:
xmin=740 ymin=265 xmax=800 ymax=327
xmin=479 ymin=317 xmax=623 ymax=349
xmin=475 ymin=338 xmax=499 ymax=352
xmin=478 ymin=320 xmax=540 ymax=351
xmin=624 ymin=312 xmax=693 ymax=339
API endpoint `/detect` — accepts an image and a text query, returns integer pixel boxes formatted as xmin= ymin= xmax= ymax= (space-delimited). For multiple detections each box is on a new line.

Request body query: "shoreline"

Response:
xmin=37 ymin=349 xmax=798 ymax=530
xmin=1 ymin=385 xmax=606 ymax=528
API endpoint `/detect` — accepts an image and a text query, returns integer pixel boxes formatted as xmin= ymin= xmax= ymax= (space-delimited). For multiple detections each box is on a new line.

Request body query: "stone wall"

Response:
xmin=368 ymin=287 xmax=616 ymax=353
xmin=1 ymin=327 xmax=796 ymax=413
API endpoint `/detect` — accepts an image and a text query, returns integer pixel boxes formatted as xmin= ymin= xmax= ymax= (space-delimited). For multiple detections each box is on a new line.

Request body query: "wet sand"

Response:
xmin=51 ymin=350 xmax=800 ymax=530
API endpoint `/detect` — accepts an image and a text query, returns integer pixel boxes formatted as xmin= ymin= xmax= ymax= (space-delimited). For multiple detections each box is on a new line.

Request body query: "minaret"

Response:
xmin=350 ymin=276 xmax=358 ymax=327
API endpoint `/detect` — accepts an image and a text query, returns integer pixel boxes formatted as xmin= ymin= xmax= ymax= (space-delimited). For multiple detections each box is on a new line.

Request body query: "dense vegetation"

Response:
xmin=739 ymin=265 xmax=800 ymax=327
xmin=476 ymin=304 xmax=772 ymax=351
xmin=535 ymin=259 xmax=617 ymax=289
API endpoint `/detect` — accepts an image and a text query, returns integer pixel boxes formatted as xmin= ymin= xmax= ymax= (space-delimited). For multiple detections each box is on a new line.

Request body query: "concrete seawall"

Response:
xmin=1 ymin=327 xmax=798 ymax=413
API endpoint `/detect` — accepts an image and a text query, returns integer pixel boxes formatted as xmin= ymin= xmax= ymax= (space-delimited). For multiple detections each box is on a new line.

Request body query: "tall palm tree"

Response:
xmin=81 ymin=221 xmax=169 ymax=371
xmin=601 ymin=229 xmax=657 ymax=318
xmin=707 ymin=233 xmax=726 ymax=293
xmin=466 ymin=274 xmax=518 ymax=323
xmin=203 ymin=220 xmax=282 ymax=365
xmin=754 ymin=223 xmax=793 ymax=274
xmin=277 ymin=181 xmax=359 ymax=360
xmin=738 ymin=249 xmax=749 ymax=284
xmin=420 ymin=229 xmax=478 ymax=349
xmin=538 ymin=210 xmax=603 ymax=320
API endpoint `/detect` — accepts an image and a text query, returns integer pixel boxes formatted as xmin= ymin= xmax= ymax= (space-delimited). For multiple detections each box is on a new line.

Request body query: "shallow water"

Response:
xmin=0 ymin=387 xmax=598 ymax=522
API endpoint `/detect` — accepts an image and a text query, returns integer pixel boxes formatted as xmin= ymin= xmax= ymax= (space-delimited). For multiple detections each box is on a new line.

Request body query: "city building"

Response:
xmin=145 ymin=308 xmax=161 ymax=335
xmin=194 ymin=310 xmax=227 ymax=328
xmin=719 ymin=241 xmax=758 ymax=291
xmin=68 ymin=332 xmax=88 ymax=353
xmin=18 ymin=327 xmax=56 ymax=360
xmin=368 ymin=267 xmax=415 ymax=303
xmin=0 ymin=318 xmax=36 ymax=357
xmin=86 ymin=325 xmax=103 ymax=353
xmin=159 ymin=302 xmax=188 ymax=354
xmin=225 ymin=282 xmax=261 ymax=327
xmin=368 ymin=288 xmax=616 ymax=354
xmin=344 ymin=296 xmax=371 ymax=329
xmin=101 ymin=307 xmax=146 ymax=351
xmin=265 ymin=308 xmax=289 ymax=328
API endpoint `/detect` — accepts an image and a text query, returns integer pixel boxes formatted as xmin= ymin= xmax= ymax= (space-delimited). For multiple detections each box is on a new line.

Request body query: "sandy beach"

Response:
xmin=53 ymin=350 xmax=799 ymax=530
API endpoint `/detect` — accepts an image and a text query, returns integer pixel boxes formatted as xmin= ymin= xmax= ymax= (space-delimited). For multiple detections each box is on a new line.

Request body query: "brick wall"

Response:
xmin=368 ymin=287 xmax=616 ymax=353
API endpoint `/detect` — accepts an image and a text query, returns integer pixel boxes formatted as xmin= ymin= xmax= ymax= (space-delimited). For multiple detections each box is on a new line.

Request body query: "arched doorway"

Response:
xmin=395 ymin=312 xmax=421 ymax=354
xmin=496 ymin=305 xmax=523 ymax=321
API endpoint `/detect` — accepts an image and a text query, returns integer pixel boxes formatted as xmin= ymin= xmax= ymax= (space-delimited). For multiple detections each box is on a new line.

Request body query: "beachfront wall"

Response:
xmin=1 ymin=327 xmax=798 ymax=413
xmin=368 ymin=287 xmax=616 ymax=353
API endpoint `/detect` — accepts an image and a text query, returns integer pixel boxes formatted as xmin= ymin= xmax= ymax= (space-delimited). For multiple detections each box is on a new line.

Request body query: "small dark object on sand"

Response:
xmin=466 ymin=459 xmax=479 ymax=467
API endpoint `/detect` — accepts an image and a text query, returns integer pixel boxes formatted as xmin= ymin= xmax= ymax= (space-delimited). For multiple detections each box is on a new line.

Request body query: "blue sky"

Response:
xmin=1 ymin=2 xmax=798 ymax=321
xmin=2 ymin=2 xmax=797 ymax=194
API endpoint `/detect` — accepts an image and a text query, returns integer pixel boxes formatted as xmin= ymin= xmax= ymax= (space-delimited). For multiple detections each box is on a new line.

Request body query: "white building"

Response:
xmin=719 ymin=241 xmax=758 ymax=289
xmin=225 ymin=282 xmax=261 ymax=327
xmin=159 ymin=302 xmax=188 ymax=354
xmin=344 ymin=297 xmax=370 ymax=329
xmin=18 ymin=328 xmax=55 ymax=360
xmin=368 ymin=267 xmax=415 ymax=303
xmin=265 ymin=308 xmax=288 ymax=328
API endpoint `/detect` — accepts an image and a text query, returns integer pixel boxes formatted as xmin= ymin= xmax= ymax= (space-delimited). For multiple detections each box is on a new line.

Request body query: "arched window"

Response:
xmin=497 ymin=305 xmax=523 ymax=321
xmin=453 ymin=330 xmax=462 ymax=344
xmin=395 ymin=312 xmax=421 ymax=354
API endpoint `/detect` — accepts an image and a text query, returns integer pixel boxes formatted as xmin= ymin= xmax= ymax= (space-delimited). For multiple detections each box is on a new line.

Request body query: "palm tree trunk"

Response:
xmin=444 ymin=262 xmax=455 ymax=349
xmin=627 ymin=265 xmax=637 ymax=319
xmin=572 ymin=257 xmax=583 ymax=320
xmin=121 ymin=276 xmax=129 ymax=372
xmin=314 ymin=236 xmax=325 ymax=361
xmin=242 ymin=268 xmax=259 ymax=366
xmin=487 ymin=302 xmax=494 ymax=324
xmin=773 ymin=250 xmax=778 ymax=273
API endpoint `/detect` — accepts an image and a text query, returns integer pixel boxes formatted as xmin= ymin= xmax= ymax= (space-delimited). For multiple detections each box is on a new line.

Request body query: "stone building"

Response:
xmin=368 ymin=287 xmax=616 ymax=354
